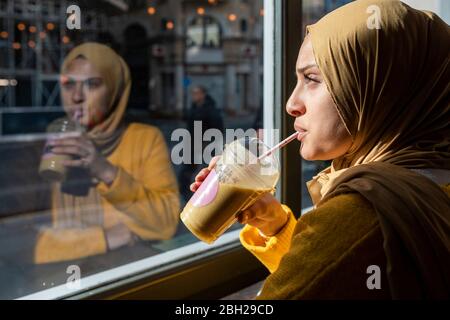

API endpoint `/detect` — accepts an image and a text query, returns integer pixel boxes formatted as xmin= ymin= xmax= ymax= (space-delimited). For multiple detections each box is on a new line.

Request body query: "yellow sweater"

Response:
xmin=34 ymin=123 xmax=180 ymax=263
xmin=240 ymin=184 xmax=450 ymax=299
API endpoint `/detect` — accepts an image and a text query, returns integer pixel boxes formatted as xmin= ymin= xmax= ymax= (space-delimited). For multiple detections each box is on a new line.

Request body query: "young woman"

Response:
xmin=192 ymin=0 xmax=450 ymax=299
xmin=35 ymin=43 xmax=180 ymax=264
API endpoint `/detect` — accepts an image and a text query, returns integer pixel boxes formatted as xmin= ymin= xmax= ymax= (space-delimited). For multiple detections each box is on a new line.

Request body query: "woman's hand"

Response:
xmin=190 ymin=156 xmax=220 ymax=192
xmin=238 ymin=193 xmax=289 ymax=237
xmin=190 ymin=157 xmax=289 ymax=237
xmin=49 ymin=134 xmax=118 ymax=186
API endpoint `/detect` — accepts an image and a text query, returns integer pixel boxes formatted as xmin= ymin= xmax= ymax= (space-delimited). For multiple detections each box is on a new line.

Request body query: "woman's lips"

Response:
xmin=296 ymin=129 xmax=308 ymax=142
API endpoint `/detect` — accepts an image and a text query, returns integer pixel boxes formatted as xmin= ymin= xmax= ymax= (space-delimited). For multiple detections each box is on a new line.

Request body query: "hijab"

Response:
xmin=60 ymin=42 xmax=131 ymax=156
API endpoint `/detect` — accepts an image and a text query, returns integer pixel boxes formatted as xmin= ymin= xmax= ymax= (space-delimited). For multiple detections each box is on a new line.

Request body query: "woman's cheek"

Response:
xmin=86 ymin=99 xmax=108 ymax=129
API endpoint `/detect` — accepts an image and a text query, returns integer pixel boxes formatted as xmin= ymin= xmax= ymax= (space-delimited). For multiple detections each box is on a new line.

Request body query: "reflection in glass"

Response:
xmin=33 ymin=43 xmax=180 ymax=265
xmin=0 ymin=0 xmax=264 ymax=299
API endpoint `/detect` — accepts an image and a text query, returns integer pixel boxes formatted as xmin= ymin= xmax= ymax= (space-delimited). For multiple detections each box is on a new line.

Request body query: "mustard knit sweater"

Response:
xmin=34 ymin=123 xmax=180 ymax=263
xmin=240 ymin=184 xmax=450 ymax=299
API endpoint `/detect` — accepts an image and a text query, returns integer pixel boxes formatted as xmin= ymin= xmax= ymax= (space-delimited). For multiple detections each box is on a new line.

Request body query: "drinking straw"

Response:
xmin=72 ymin=110 xmax=86 ymax=133
xmin=73 ymin=110 xmax=81 ymax=122
xmin=258 ymin=132 xmax=299 ymax=160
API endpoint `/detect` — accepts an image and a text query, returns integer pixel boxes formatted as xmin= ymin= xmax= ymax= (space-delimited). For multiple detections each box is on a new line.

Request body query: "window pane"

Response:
xmin=0 ymin=0 xmax=264 ymax=299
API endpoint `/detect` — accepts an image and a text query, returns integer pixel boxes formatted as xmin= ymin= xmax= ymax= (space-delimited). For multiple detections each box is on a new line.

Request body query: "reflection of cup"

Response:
xmin=39 ymin=118 xmax=84 ymax=182
xmin=180 ymin=138 xmax=280 ymax=244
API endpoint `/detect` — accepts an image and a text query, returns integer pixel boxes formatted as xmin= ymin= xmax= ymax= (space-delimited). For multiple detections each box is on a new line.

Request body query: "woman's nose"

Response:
xmin=72 ymin=82 xmax=85 ymax=103
xmin=286 ymin=91 xmax=306 ymax=118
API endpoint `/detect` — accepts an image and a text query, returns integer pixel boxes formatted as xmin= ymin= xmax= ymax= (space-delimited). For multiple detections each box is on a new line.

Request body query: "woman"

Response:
xmin=35 ymin=43 xmax=180 ymax=264
xmin=192 ymin=0 xmax=449 ymax=299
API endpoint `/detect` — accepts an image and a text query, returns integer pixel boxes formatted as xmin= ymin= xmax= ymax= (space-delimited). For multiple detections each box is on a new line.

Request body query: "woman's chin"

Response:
xmin=299 ymin=146 xmax=315 ymax=161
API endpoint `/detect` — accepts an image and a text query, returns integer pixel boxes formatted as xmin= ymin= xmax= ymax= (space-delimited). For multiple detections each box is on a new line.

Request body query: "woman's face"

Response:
xmin=286 ymin=35 xmax=353 ymax=161
xmin=60 ymin=58 xmax=109 ymax=129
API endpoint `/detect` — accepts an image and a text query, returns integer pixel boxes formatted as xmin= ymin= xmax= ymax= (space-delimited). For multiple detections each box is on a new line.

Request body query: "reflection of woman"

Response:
xmin=35 ymin=43 xmax=180 ymax=264
xmin=193 ymin=0 xmax=450 ymax=299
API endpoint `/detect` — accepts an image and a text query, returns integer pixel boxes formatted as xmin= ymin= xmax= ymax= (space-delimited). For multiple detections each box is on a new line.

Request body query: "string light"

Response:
xmin=147 ymin=6 xmax=156 ymax=15
xmin=17 ymin=23 xmax=26 ymax=31
xmin=12 ymin=42 xmax=21 ymax=50
xmin=228 ymin=14 xmax=237 ymax=22
xmin=28 ymin=40 xmax=36 ymax=48
xmin=166 ymin=20 xmax=174 ymax=30
xmin=62 ymin=35 xmax=70 ymax=44
xmin=0 ymin=31 xmax=8 ymax=38
xmin=46 ymin=22 xmax=55 ymax=31
xmin=29 ymin=25 xmax=37 ymax=33
xmin=197 ymin=7 xmax=205 ymax=15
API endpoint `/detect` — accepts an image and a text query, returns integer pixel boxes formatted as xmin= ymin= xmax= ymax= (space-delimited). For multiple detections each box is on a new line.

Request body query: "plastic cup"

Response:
xmin=180 ymin=137 xmax=280 ymax=244
xmin=39 ymin=118 xmax=84 ymax=181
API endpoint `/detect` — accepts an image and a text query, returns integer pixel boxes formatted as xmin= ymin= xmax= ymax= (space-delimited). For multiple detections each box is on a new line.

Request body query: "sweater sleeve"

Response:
xmin=34 ymin=227 xmax=107 ymax=264
xmin=256 ymin=193 xmax=384 ymax=300
xmin=239 ymin=205 xmax=297 ymax=273
xmin=96 ymin=127 xmax=180 ymax=240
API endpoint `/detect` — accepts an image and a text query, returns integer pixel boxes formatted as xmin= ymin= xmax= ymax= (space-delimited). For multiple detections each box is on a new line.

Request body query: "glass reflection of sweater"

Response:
xmin=34 ymin=123 xmax=180 ymax=264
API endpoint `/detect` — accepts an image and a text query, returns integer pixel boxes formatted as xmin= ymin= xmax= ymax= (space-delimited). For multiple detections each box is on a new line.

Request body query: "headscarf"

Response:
xmin=305 ymin=0 xmax=449 ymax=298
xmin=52 ymin=43 xmax=131 ymax=231
xmin=60 ymin=42 xmax=131 ymax=156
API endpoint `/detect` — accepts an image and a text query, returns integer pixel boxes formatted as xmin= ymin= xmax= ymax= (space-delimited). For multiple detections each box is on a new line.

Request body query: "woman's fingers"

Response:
xmin=62 ymin=159 xmax=88 ymax=167
xmin=190 ymin=181 xmax=201 ymax=192
xmin=190 ymin=167 xmax=212 ymax=192
xmin=49 ymin=137 xmax=90 ymax=154
xmin=190 ymin=157 xmax=220 ymax=193
xmin=237 ymin=209 xmax=257 ymax=224
xmin=208 ymin=156 xmax=220 ymax=170
xmin=195 ymin=168 xmax=210 ymax=182
xmin=51 ymin=145 xmax=87 ymax=157
xmin=237 ymin=212 xmax=247 ymax=224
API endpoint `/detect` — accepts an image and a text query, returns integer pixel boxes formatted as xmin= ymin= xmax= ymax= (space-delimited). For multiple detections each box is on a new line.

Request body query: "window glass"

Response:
xmin=0 ymin=0 xmax=264 ymax=299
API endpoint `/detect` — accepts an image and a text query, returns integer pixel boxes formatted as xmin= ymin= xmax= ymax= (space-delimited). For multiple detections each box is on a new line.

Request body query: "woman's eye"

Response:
xmin=61 ymin=81 xmax=75 ymax=89
xmin=86 ymin=79 xmax=102 ymax=89
xmin=304 ymin=74 xmax=319 ymax=84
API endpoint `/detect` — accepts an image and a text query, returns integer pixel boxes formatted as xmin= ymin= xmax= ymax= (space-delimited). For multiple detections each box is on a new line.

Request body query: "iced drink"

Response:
xmin=180 ymin=138 xmax=279 ymax=244
xmin=39 ymin=118 xmax=83 ymax=181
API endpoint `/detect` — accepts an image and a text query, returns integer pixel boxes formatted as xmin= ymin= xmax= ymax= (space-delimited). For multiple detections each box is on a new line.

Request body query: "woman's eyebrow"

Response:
xmin=296 ymin=64 xmax=318 ymax=74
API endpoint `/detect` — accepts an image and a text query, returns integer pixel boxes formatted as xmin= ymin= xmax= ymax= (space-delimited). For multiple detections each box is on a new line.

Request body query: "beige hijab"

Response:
xmin=305 ymin=0 xmax=449 ymax=298
xmin=61 ymin=42 xmax=131 ymax=156
xmin=52 ymin=43 xmax=131 ymax=229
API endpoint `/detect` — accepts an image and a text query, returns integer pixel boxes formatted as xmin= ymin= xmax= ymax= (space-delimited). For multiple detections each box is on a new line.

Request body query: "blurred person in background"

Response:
xmin=180 ymin=85 xmax=224 ymax=202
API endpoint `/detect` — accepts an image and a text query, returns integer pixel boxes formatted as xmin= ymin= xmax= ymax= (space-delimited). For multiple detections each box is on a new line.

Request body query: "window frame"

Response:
xmin=14 ymin=0 xmax=303 ymax=300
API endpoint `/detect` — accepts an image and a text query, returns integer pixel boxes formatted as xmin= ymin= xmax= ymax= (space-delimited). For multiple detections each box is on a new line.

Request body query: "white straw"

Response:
xmin=258 ymin=132 xmax=299 ymax=160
